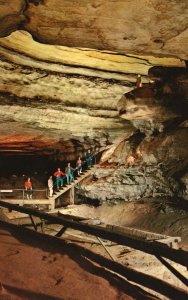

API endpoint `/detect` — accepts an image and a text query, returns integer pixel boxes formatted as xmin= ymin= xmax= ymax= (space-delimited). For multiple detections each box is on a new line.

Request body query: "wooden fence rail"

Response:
xmin=0 ymin=200 xmax=187 ymax=268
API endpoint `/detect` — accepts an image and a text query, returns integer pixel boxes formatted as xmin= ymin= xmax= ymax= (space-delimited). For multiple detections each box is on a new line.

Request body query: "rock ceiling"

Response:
xmin=0 ymin=0 xmax=188 ymax=59
xmin=0 ymin=0 xmax=187 ymax=164
xmin=0 ymin=29 xmax=185 ymax=160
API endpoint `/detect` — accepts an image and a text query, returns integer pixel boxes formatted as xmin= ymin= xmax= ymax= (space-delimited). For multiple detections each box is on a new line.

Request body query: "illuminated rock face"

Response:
xmin=0 ymin=31 xmax=138 ymax=160
xmin=0 ymin=31 xmax=184 ymax=161
xmin=0 ymin=1 xmax=188 ymax=59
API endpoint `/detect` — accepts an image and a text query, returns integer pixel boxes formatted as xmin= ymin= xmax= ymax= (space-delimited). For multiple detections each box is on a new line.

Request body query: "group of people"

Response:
xmin=49 ymin=151 xmax=93 ymax=197
xmin=24 ymin=150 xmax=94 ymax=199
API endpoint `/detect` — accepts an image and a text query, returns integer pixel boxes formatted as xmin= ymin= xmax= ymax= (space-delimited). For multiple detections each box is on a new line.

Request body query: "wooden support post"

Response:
xmin=156 ymin=256 xmax=188 ymax=287
xmin=50 ymin=199 xmax=55 ymax=210
xmin=55 ymin=226 xmax=67 ymax=237
xmin=40 ymin=219 xmax=45 ymax=233
xmin=69 ymin=186 xmax=75 ymax=205
xmin=97 ymin=237 xmax=116 ymax=261
xmin=29 ymin=214 xmax=37 ymax=231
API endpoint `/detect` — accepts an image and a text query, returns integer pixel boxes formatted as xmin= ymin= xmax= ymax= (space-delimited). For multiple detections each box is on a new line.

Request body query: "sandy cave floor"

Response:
xmin=0 ymin=201 xmax=188 ymax=300
xmin=0 ymin=221 xmax=160 ymax=300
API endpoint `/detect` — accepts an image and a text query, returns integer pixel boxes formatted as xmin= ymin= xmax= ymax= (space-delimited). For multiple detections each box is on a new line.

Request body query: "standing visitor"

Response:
xmin=86 ymin=149 xmax=93 ymax=168
xmin=25 ymin=177 xmax=32 ymax=199
xmin=126 ymin=154 xmax=135 ymax=167
xmin=76 ymin=157 xmax=82 ymax=175
xmin=65 ymin=163 xmax=74 ymax=184
xmin=136 ymin=74 xmax=142 ymax=88
xmin=53 ymin=168 xmax=65 ymax=191
xmin=48 ymin=175 xmax=53 ymax=197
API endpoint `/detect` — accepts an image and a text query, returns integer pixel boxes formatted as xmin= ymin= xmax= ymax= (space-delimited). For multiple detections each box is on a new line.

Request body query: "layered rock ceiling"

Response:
xmin=0 ymin=30 xmax=185 ymax=158
xmin=0 ymin=0 xmax=188 ymax=59
xmin=0 ymin=1 xmax=187 ymax=201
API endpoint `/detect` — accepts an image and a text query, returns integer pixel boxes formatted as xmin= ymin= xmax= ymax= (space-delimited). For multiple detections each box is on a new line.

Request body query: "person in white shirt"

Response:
xmin=48 ymin=176 xmax=53 ymax=197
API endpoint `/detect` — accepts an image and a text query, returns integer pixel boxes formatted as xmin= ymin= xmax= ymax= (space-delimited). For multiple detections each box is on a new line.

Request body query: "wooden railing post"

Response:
xmin=69 ymin=186 xmax=75 ymax=205
xmin=50 ymin=199 xmax=55 ymax=210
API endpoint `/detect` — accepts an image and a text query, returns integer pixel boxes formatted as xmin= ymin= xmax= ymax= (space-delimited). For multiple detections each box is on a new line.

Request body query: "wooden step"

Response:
xmin=51 ymin=166 xmax=96 ymax=201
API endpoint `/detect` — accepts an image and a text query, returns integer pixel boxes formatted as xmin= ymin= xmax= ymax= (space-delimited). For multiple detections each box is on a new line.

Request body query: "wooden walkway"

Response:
xmin=0 ymin=199 xmax=187 ymax=299
xmin=0 ymin=167 xmax=96 ymax=210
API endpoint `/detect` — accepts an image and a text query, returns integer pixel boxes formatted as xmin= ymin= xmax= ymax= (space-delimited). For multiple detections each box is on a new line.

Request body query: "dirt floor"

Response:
xmin=0 ymin=221 xmax=160 ymax=300
xmin=0 ymin=200 xmax=188 ymax=300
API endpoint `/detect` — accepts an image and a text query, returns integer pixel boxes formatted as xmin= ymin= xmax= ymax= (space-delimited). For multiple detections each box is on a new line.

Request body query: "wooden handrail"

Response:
xmin=0 ymin=200 xmax=187 ymax=268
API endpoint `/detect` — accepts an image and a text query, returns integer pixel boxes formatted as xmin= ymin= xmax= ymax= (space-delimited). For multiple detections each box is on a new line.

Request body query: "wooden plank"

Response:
xmin=155 ymin=238 xmax=181 ymax=249
xmin=106 ymin=224 xmax=181 ymax=244
xmin=97 ymin=236 xmax=116 ymax=261
xmin=58 ymin=212 xmax=91 ymax=221
xmin=69 ymin=187 xmax=75 ymax=205
xmin=0 ymin=199 xmax=24 ymax=205
xmin=0 ymin=199 xmax=50 ymax=205
xmin=29 ymin=214 xmax=38 ymax=231
xmin=61 ymin=235 xmax=100 ymax=245
xmin=0 ymin=200 xmax=187 ymax=268
xmin=51 ymin=167 xmax=96 ymax=201
xmin=106 ymin=225 xmax=181 ymax=249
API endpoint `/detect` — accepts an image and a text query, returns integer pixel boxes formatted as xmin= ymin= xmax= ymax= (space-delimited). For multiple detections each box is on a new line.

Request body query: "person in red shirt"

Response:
xmin=25 ymin=177 xmax=32 ymax=199
xmin=53 ymin=168 xmax=65 ymax=191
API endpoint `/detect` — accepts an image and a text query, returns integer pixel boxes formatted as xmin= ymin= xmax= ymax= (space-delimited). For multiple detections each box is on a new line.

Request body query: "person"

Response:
xmin=136 ymin=74 xmax=142 ymax=88
xmin=53 ymin=168 xmax=65 ymax=191
xmin=48 ymin=176 xmax=53 ymax=197
xmin=126 ymin=154 xmax=135 ymax=167
xmin=76 ymin=157 xmax=82 ymax=175
xmin=25 ymin=177 xmax=32 ymax=199
xmin=135 ymin=148 xmax=142 ymax=160
xmin=86 ymin=149 xmax=93 ymax=168
xmin=65 ymin=162 xmax=74 ymax=184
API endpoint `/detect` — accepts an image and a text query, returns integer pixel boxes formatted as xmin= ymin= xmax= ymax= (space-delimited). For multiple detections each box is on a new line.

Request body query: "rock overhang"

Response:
xmin=0 ymin=0 xmax=188 ymax=60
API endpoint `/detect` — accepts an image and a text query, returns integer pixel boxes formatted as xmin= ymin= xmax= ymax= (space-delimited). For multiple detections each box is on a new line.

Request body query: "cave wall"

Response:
xmin=78 ymin=71 xmax=188 ymax=203
xmin=0 ymin=30 xmax=183 ymax=161
xmin=0 ymin=1 xmax=188 ymax=202
xmin=0 ymin=30 xmax=187 ymax=200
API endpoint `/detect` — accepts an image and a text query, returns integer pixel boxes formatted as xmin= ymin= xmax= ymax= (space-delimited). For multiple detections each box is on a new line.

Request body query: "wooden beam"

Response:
xmin=156 ymin=256 xmax=188 ymax=287
xmin=106 ymin=224 xmax=181 ymax=249
xmin=1 ymin=221 xmax=187 ymax=300
xmin=0 ymin=200 xmax=187 ymax=268
xmin=55 ymin=226 xmax=67 ymax=237
xmin=97 ymin=237 xmax=116 ymax=261
xmin=69 ymin=187 xmax=75 ymax=205
xmin=29 ymin=214 xmax=37 ymax=231
xmin=0 ymin=199 xmax=50 ymax=205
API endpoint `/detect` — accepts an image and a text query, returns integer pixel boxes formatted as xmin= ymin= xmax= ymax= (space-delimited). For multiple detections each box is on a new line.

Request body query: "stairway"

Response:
xmin=0 ymin=166 xmax=97 ymax=210
xmin=50 ymin=165 xmax=97 ymax=201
